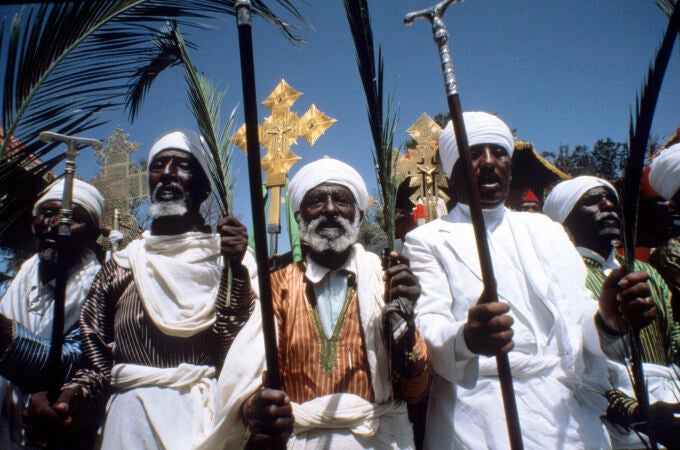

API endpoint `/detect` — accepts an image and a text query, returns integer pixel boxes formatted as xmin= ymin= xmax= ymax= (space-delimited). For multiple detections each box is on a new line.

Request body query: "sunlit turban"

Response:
xmin=288 ymin=157 xmax=369 ymax=213
xmin=438 ymin=111 xmax=514 ymax=178
xmin=649 ymin=143 xmax=680 ymax=201
xmin=543 ymin=175 xmax=618 ymax=224
xmin=147 ymin=130 xmax=213 ymax=189
xmin=33 ymin=178 xmax=105 ymax=227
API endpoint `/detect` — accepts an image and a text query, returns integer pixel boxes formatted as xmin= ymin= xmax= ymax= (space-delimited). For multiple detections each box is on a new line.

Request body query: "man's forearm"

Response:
xmin=0 ymin=322 xmax=82 ymax=392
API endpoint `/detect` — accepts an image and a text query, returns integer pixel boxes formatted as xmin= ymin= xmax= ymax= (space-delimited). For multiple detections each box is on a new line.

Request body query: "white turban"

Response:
xmin=33 ymin=178 xmax=105 ymax=226
xmin=288 ymin=157 xmax=369 ymax=213
xmin=147 ymin=130 xmax=213 ymax=189
xmin=649 ymin=142 xmax=680 ymax=201
xmin=543 ymin=175 xmax=618 ymax=224
xmin=438 ymin=111 xmax=514 ymax=178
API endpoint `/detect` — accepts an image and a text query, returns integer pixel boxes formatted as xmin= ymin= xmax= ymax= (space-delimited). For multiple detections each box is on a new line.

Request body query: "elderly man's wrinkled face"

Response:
xmin=297 ymin=183 xmax=361 ymax=254
xmin=565 ymin=186 xmax=621 ymax=248
xmin=31 ymin=200 xmax=97 ymax=264
xmin=148 ymin=149 xmax=209 ymax=218
xmin=453 ymin=143 xmax=511 ymax=208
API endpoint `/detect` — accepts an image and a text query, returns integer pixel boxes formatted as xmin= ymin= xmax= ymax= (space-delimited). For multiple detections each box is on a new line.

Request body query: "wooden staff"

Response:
xmin=234 ymin=0 xmax=281 ymax=390
xmin=38 ymin=131 xmax=101 ymax=402
xmin=405 ymin=1 xmax=523 ymax=448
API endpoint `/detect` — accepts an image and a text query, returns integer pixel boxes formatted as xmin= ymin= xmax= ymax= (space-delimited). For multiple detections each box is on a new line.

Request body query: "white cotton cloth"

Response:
xmin=287 ymin=157 xmax=370 ymax=213
xmin=101 ymin=363 xmax=217 ymax=450
xmin=0 ymin=249 xmax=100 ymax=339
xmin=543 ymin=175 xmax=618 ymax=224
xmin=404 ymin=205 xmax=614 ymax=449
xmin=649 ymin=142 xmax=680 ymax=200
xmin=289 ymin=393 xmax=412 ymax=449
xmin=113 ymin=231 xmax=221 ymax=337
xmin=0 ymin=249 xmax=100 ymax=450
xmin=195 ymin=244 xmax=411 ymax=450
xmin=147 ymin=130 xmax=213 ymax=186
xmin=438 ymin=111 xmax=514 ymax=178
xmin=32 ymin=178 xmax=105 ymax=226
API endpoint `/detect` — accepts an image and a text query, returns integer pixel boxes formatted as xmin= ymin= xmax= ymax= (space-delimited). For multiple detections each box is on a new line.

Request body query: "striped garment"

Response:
xmin=0 ymin=322 xmax=81 ymax=393
xmin=584 ymin=254 xmax=680 ymax=431
xmin=66 ymin=258 xmax=255 ymax=417
xmin=270 ymin=260 xmax=430 ymax=405
xmin=582 ymin=255 xmax=680 ymax=366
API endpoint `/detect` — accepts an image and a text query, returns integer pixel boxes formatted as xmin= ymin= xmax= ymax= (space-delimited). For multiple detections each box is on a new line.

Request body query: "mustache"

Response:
xmin=595 ymin=211 xmax=619 ymax=223
xmin=152 ymin=181 xmax=185 ymax=200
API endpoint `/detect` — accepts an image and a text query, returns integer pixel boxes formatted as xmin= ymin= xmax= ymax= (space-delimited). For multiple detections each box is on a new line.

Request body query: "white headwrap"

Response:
xmin=649 ymin=142 xmax=680 ymax=200
xmin=288 ymin=157 xmax=369 ymax=213
xmin=147 ymin=130 xmax=213 ymax=189
xmin=543 ymin=175 xmax=618 ymax=224
xmin=32 ymin=178 xmax=104 ymax=226
xmin=438 ymin=111 xmax=515 ymax=178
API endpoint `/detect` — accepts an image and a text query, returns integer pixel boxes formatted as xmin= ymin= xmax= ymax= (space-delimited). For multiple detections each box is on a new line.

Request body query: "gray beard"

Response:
xmin=149 ymin=201 xmax=188 ymax=218
xmin=149 ymin=182 xmax=189 ymax=218
xmin=298 ymin=212 xmax=361 ymax=254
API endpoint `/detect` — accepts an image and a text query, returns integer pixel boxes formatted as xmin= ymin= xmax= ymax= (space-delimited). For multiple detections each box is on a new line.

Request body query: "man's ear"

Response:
xmin=294 ymin=211 xmax=303 ymax=225
xmin=359 ymin=210 xmax=365 ymax=222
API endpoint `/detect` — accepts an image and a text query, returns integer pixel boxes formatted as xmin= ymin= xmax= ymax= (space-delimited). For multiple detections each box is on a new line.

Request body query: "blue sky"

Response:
xmin=3 ymin=1 xmax=679 ymax=247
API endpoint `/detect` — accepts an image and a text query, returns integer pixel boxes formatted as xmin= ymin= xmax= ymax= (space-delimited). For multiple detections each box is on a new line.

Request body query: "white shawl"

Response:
xmin=195 ymin=244 xmax=410 ymax=449
xmin=114 ymin=231 xmax=222 ymax=337
xmin=0 ymin=249 xmax=100 ymax=338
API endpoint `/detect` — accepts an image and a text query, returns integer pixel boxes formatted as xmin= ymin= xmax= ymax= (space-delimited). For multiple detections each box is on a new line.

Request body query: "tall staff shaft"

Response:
xmin=39 ymin=131 xmax=101 ymax=402
xmin=405 ymin=1 xmax=523 ymax=448
xmin=235 ymin=0 xmax=281 ymax=390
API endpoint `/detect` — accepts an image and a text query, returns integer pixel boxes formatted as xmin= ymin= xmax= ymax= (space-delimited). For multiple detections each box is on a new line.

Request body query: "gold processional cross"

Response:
xmin=396 ymin=113 xmax=450 ymax=222
xmin=231 ymin=79 xmax=336 ymax=250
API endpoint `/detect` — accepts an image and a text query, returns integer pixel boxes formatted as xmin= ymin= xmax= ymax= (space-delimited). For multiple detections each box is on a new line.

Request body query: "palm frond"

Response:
xmin=0 ymin=0 xmax=306 ymax=239
xmin=344 ymin=0 xmax=398 ymax=247
xmin=620 ymin=0 xmax=680 ymax=429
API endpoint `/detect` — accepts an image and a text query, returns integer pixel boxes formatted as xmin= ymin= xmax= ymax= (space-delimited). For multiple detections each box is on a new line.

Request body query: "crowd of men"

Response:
xmin=0 ymin=115 xmax=679 ymax=449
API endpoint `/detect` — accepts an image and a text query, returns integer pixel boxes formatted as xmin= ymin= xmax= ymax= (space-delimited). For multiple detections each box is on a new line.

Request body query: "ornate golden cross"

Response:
xmin=231 ymin=79 xmax=336 ymax=235
xmin=396 ymin=113 xmax=450 ymax=222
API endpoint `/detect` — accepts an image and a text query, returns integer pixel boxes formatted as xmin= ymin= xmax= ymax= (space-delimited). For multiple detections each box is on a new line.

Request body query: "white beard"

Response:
xmin=149 ymin=181 xmax=189 ymax=218
xmin=149 ymin=201 xmax=188 ymax=218
xmin=298 ymin=212 xmax=361 ymax=254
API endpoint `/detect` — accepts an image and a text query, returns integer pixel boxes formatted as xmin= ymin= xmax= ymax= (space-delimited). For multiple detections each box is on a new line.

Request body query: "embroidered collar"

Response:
xmin=577 ymin=246 xmax=619 ymax=271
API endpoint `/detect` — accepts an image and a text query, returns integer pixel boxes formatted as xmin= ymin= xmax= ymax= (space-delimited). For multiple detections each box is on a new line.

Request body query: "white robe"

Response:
xmin=404 ymin=204 xmax=617 ymax=450
xmin=0 ymin=250 xmax=100 ymax=450
xmin=196 ymin=244 xmax=414 ymax=450
xmin=102 ymin=232 xmax=257 ymax=450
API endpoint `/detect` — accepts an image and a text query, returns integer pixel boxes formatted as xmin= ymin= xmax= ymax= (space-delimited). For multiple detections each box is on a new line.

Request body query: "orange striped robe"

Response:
xmin=271 ymin=260 xmax=430 ymax=405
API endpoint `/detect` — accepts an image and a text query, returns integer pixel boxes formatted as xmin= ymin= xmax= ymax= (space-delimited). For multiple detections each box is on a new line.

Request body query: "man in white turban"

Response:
xmin=403 ymin=111 xmax=656 ymax=449
xmin=545 ymin=175 xmax=680 ymax=448
xmin=25 ymin=130 xmax=258 ymax=450
xmin=206 ymin=157 xmax=431 ymax=449
xmin=0 ymin=178 xmax=104 ymax=449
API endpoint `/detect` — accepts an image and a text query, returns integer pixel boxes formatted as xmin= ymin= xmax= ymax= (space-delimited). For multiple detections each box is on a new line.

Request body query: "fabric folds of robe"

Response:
xmin=197 ymin=244 xmax=413 ymax=449
xmin=114 ymin=231 xmax=221 ymax=337
xmin=102 ymin=363 xmax=216 ymax=450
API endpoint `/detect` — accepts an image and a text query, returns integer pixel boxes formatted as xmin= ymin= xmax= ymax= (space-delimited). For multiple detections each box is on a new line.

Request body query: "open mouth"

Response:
xmin=154 ymin=184 xmax=183 ymax=202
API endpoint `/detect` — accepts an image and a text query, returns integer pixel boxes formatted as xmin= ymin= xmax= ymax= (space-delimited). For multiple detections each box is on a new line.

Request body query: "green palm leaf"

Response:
xmin=344 ymin=0 xmax=399 ymax=247
xmin=0 ymin=0 xmax=305 ymax=238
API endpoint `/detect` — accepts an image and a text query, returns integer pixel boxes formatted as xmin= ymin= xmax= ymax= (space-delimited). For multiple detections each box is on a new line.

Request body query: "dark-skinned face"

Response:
xmin=452 ymin=143 xmax=511 ymax=209
xmin=298 ymin=183 xmax=361 ymax=254
xmin=148 ymin=149 xmax=209 ymax=215
xmin=564 ymin=186 xmax=621 ymax=252
xmin=31 ymin=200 xmax=97 ymax=264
